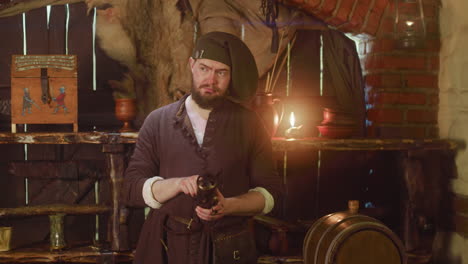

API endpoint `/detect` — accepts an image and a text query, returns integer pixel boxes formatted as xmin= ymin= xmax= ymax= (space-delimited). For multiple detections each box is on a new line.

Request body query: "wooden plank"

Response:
xmin=11 ymin=55 xmax=77 ymax=78
xmin=48 ymin=4 xmax=66 ymax=54
xmin=0 ymin=132 xmax=462 ymax=151
xmin=0 ymin=132 xmax=138 ymax=144
xmin=9 ymin=160 xmax=79 ymax=179
xmin=0 ymin=0 xmax=83 ymax=18
xmin=0 ymin=204 xmax=111 ymax=217
xmin=25 ymin=7 xmax=48 ymax=54
xmin=68 ymin=2 xmax=92 ymax=92
xmin=78 ymin=89 xmax=120 ymax=130
xmin=0 ymin=14 xmax=22 ymax=88
xmin=0 ymin=244 xmax=133 ymax=263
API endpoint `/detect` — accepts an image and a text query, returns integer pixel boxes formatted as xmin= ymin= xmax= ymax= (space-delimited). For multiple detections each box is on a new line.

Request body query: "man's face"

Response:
xmin=189 ymin=57 xmax=231 ymax=109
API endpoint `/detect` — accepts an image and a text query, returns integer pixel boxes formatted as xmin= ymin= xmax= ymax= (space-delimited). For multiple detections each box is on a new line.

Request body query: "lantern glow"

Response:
xmin=289 ymin=112 xmax=296 ymax=128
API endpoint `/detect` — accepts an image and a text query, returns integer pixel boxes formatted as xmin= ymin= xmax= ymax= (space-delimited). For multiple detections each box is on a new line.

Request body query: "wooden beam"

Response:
xmin=0 ymin=132 xmax=462 ymax=151
xmin=9 ymin=160 xmax=104 ymax=179
xmin=0 ymin=0 xmax=83 ymax=18
xmin=0 ymin=245 xmax=133 ymax=263
xmin=0 ymin=204 xmax=111 ymax=217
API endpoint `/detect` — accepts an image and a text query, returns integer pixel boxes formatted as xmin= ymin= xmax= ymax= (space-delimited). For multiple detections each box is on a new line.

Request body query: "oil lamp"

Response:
xmin=285 ymin=112 xmax=303 ymax=139
xmin=394 ymin=0 xmax=427 ymax=49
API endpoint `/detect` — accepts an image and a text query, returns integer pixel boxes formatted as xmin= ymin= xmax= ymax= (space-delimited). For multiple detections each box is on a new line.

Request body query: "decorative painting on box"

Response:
xmin=10 ymin=55 xmax=78 ymax=132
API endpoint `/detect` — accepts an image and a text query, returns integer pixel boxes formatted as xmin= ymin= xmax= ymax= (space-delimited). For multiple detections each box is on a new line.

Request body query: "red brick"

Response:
xmin=377 ymin=17 xmax=395 ymax=35
xmin=366 ymin=55 xmax=427 ymax=70
xmin=405 ymin=74 xmax=438 ymax=88
xmin=302 ymin=0 xmax=322 ymax=12
xmin=365 ymin=74 xmax=382 ymax=87
xmin=381 ymin=55 xmax=426 ymax=70
xmin=397 ymin=2 xmax=420 ymax=17
xmin=428 ymin=94 xmax=439 ymax=105
xmin=387 ymin=0 xmax=396 ymax=13
xmin=320 ymin=0 xmax=338 ymax=16
xmin=328 ymin=0 xmax=356 ymax=25
xmin=426 ymin=126 xmax=439 ymax=138
xmin=373 ymin=126 xmax=426 ymax=138
xmin=365 ymin=74 xmax=402 ymax=88
xmin=428 ymin=56 xmax=439 ymax=71
xmin=425 ymin=39 xmax=441 ymax=52
xmin=364 ymin=55 xmax=378 ymax=69
xmin=349 ymin=0 xmax=372 ymax=28
xmin=364 ymin=0 xmax=388 ymax=34
xmin=367 ymin=126 xmax=377 ymax=137
xmin=367 ymin=38 xmax=396 ymax=53
xmin=367 ymin=108 xmax=404 ymax=123
xmin=369 ymin=92 xmax=426 ymax=105
xmin=423 ymin=4 xmax=439 ymax=18
xmin=406 ymin=109 xmax=437 ymax=123
xmin=426 ymin=19 xmax=439 ymax=34
xmin=363 ymin=10 xmax=382 ymax=35
xmin=375 ymin=0 xmax=390 ymax=11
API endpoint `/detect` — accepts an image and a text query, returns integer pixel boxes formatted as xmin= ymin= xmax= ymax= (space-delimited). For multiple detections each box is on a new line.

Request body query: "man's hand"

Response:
xmin=196 ymin=189 xmax=226 ymax=221
xmin=151 ymin=175 xmax=199 ymax=203
xmin=178 ymin=175 xmax=199 ymax=197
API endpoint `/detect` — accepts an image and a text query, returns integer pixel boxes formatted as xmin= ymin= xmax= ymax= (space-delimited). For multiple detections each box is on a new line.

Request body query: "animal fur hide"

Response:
xmin=86 ymin=0 xmax=325 ymax=122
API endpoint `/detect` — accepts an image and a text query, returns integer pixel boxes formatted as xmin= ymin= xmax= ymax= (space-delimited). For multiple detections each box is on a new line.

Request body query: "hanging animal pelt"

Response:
xmin=85 ymin=0 xmax=324 ymax=122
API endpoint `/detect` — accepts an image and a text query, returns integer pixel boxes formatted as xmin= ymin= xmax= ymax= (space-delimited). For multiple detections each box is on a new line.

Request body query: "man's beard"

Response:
xmin=191 ymin=84 xmax=226 ymax=109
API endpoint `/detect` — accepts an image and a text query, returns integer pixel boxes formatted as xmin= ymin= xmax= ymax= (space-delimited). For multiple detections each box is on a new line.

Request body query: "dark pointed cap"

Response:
xmin=192 ymin=31 xmax=259 ymax=102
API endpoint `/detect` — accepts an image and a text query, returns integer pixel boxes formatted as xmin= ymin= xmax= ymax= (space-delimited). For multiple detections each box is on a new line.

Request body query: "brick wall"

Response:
xmin=283 ymin=0 xmax=440 ymax=138
xmin=363 ymin=0 xmax=440 ymax=138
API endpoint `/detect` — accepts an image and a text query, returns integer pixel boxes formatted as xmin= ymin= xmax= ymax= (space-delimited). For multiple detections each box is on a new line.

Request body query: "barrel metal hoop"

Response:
xmin=313 ymin=213 xmax=362 ymax=264
xmin=325 ymin=221 xmax=404 ymax=264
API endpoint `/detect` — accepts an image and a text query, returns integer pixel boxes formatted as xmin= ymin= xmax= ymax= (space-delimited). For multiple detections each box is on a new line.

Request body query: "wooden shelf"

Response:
xmin=258 ymin=255 xmax=303 ymax=264
xmin=0 ymin=244 xmax=133 ymax=263
xmin=0 ymin=132 xmax=461 ymax=151
xmin=0 ymin=204 xmax=111 ymax=218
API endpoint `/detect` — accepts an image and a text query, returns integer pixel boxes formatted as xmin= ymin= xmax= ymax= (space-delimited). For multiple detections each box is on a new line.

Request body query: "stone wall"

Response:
xmin=435 ymin=0 xmax=468 ymax=263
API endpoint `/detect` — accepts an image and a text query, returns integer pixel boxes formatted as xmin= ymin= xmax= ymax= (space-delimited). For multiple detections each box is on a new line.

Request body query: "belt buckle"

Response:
xmin=186 ymin=218 xmax=193 ymax=230
xmin=233 ymin=250 xmax=240 ymax=260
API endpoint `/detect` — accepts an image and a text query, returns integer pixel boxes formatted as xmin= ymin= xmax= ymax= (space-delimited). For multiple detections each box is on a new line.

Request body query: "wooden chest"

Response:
xmin=11 ymin=55 xmax=78 ymax=132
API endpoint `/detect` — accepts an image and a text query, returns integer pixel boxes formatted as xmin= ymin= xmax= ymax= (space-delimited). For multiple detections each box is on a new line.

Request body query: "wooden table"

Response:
xmin=0 ymin=132 xmax=461 ymax=263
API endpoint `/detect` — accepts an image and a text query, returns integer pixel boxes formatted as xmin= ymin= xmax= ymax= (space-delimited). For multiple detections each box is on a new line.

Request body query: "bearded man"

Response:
xmin=122 ymin=31 xmax=282 ymax=264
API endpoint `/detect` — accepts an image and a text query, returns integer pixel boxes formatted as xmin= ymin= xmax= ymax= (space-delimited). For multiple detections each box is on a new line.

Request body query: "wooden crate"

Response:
xmin=11 ymin=55 xmax=78 ymax=132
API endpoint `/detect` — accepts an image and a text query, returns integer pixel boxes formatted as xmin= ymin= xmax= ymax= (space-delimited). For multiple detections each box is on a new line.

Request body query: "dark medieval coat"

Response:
xmin=121 ymin=95 xmax=282 ymax=264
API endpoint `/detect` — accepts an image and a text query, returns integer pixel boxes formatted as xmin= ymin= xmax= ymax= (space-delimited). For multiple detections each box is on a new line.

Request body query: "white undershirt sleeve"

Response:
xmin=249 ymin=187 xmax=274 ymax=214
xmin=142 ymin=176 xmax=165 ymax=209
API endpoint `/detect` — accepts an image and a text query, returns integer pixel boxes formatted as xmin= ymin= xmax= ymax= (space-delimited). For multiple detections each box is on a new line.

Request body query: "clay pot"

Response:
xmin=317 ymin=125 xmax=355 ymax=139
xmin=251 ymin=93 xmax=283 ymax=137
xmin=115 ymin=98 xmax=137 ymax=132
xmin=322 ymin=108 xmax=356 ymax=126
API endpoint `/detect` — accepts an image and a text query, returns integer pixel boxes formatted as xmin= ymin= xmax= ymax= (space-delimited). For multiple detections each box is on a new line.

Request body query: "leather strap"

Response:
xmin=40 ymin=68 xmax=50 ymax=104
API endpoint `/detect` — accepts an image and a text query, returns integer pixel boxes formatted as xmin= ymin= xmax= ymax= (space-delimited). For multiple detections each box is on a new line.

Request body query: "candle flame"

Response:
xmin=406 ymin=20 xmax=414 ymax=27
xmin=289 ymin=112 xmax=295 ymax=127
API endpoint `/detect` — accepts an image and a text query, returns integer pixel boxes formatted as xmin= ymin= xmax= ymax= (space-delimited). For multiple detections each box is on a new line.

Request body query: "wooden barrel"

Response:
xmin=303 ymin=211 xmax=406 ymax=264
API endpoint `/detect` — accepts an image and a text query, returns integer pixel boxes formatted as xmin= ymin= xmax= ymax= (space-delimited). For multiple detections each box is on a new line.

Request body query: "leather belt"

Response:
xmin=167 ymin=215 xmax=205 ymax=234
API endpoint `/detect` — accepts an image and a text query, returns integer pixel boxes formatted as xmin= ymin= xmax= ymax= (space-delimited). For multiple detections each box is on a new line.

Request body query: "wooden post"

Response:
xmin=102 ymin=144 xmax=129 ymax=251
xmin=398 ymin=149 xmax=448 ymax=264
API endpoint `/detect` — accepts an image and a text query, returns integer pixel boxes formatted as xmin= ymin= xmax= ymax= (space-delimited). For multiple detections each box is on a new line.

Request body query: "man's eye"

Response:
xmin=217 ymin=71 xmax=227 ymax=77
xmin=200 ymin=66 xmax=207 ymax=72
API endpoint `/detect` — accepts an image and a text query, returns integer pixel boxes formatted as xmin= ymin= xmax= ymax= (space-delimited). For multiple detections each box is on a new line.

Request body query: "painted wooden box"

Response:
xmin=10 ymin=55 xmax=78 ymax=132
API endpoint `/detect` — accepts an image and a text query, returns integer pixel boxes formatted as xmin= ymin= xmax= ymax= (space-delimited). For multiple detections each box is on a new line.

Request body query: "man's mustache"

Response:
xmin=199 ymin=84 xmax=219 ymax=91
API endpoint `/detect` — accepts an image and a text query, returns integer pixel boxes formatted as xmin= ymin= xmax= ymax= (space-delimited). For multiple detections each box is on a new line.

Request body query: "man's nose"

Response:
xmin=206 ymin=71 xmax=217 ymax=84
